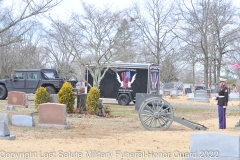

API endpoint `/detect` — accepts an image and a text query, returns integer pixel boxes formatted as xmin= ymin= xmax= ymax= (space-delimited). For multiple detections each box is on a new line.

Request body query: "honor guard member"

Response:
xmin=216 ymin=78 xmax=229 ymax=129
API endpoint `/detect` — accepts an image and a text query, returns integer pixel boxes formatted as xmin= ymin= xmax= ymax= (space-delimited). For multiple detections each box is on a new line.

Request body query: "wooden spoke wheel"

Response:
xmin=138 ymin=97 xmax=174 ymax=131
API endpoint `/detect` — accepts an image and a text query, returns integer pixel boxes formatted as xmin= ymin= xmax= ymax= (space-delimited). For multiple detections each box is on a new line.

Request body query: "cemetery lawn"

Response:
xmin=0 ymin=96 xmax=240 ymax=160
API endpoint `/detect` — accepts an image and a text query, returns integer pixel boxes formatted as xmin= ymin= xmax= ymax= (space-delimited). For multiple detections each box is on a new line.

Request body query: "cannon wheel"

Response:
xmin=138 ymin=97 xmax=174 ymax=131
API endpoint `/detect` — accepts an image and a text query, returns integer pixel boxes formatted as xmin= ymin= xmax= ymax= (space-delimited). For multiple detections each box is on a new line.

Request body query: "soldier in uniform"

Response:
xmin=216 ymin=78 xmax=229 ymax=129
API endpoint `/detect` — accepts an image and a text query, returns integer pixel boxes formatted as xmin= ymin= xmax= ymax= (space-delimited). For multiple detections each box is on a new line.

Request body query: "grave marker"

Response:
xmin=187 ymin=93 xmax=194 ymax=100
xmin=50 ymin=94 xmax=58 ymax=103
xmin=37 ymin=103 xmax=70 ymax=129
xmin=186 ymin=132 xmax=240 ymax=160
xmin=12 ymin=115 xmax=35 ymax=127
xmin=0 ymin=113 xmax=11 ymax=125
xmin=0 ymin=121 xmax=16 ymax=140
xmin=7 ymin=91 xmax=26 ymax=107
xmin=229 ymin=93 xmax=239 ymax=101
xmin=190 ymin=90 xmax=209 ymax=102
xmin=194 ymin=90 xmax=207 ymax=99
xmin=170 ymin=89 xmax=178 ymax=98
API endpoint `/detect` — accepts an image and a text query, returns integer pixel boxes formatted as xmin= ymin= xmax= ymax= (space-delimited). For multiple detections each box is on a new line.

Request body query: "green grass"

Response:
xmin=104 ymin=104 xmax=136 ymax=118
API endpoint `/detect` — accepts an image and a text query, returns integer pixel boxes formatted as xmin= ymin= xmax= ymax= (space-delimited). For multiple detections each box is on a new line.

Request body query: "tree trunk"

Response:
xmin=192 ymin=62 xmax=195 ymax=89
xmin=216 ymin=58 xmax=221 ymax=84
xmin=204 ymin=57 xmax=209 ymax=88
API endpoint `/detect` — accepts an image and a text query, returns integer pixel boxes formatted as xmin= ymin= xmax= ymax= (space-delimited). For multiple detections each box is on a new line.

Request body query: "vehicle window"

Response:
xmin=42 ymin=70 xmax=57 ymax=79
xmin=28 ymin=73 xmax=38 ymax=80
xmin=44 ymin=72 xmax=55 ymax=79
xmin=14 ymin=72 xmax=24 ymax=79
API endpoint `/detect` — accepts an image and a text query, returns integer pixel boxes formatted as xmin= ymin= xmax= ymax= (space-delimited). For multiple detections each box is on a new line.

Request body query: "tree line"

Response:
xmin=0 ymin=0 xmax=240 ymax=89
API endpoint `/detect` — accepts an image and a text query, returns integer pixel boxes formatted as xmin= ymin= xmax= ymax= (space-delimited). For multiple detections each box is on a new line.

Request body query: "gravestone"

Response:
xmin=50 ymin=94 xmax=58 ymax=103
xmin=12 ymin=115 xmax=35 ymax=127
xmin=194 ymin=90 xmax=207 ymax=98
xmin=170 ymin=89 xmax=178 ymax=98
xmin=186 ymin=132 xmax=240 ymax=160
xmin=0 ymin=113 xmax=11 ymax=125
xmin=229 ymin=93 xmax=239 ymax=101
xmin=76 ymin=94 xmax=87 ymax=111
xmin=187 ymin=93 xmax=194 ymax=100
xmin=191 ymin=90 xmax=209 ymax=102
xmin=7 ymin=91 xmax=26 ymax=107
xmin=135 ymin=93 xmax=162 ymax=110
xmin=0 ymin=121 xmax=16 ymax=140
xmin=37 ymin=103 xmax=70 ymax=129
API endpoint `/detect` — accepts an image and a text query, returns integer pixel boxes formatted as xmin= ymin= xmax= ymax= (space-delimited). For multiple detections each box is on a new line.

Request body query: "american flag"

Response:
xmin=232 ymin=61 xmax=240 ymax=69
xmin=121 ymin=71 xmax=130 ymax=89
xmin=151 ymin=72 xmax=158 ymax=89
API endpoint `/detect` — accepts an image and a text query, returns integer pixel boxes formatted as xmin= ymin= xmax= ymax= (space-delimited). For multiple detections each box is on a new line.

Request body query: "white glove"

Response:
xmin=223 ymin=106 xmax=226 ymax=108
xmin=212 ymin=96 xmax=217 ymax=100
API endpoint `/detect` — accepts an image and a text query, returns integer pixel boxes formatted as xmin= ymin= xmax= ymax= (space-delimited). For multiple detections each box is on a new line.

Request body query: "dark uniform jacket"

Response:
xmin=217 ymin=86 xmax=229 ymax=106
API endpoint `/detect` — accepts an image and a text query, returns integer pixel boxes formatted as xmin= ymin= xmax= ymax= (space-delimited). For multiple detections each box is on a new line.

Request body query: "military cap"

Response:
xmin=219 ymin=77 xmax=227 ymax=82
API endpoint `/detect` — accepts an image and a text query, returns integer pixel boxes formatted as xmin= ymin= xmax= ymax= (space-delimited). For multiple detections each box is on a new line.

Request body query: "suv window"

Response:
xmin=14 ymin=72 xmax=24 ymax=79
xmin=42 ymin=70 xmax=58 ymax=79
xmin=27 ymin=72 xmax=38 ymax=80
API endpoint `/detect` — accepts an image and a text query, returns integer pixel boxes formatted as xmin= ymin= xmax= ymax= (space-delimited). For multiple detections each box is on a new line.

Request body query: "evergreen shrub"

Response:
xmin=34 ymin=87 xmax=50 ymax=110
xmin=58 ymin=81 xmax=76 ymax=113
xmin=86 ymin=87 xmax=100 ymax=115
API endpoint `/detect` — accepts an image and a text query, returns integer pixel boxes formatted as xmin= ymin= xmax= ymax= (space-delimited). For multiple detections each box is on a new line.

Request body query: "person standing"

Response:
xmin=216 ymin=78 xmax=229 ymax=129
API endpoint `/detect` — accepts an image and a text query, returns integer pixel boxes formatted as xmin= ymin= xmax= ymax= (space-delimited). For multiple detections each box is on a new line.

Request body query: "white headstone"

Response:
xmin=187 ymin=132 xmax=240 ymax=159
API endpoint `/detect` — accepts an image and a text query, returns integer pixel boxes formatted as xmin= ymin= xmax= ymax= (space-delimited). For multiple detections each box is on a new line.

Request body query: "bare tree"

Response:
xmin=0 ymin=22 xmax=48 ymax=78
xmin=178 ymin=44 xmax=199 ymax=85
xmin=44 ymin=19 xmax=79 ymax=79
xmin=0 ymin=0 xmax=61 ymax=47
xmin=66 ymin=2 xmax=127 ymax=88
xmin=161 ymin=53 xmax=179 ymax=83
xmin=130 ymin=0 xmax=178 ymax=65
xmin=225 ymin=39 xmax=240 ymax=79
xmin=178 ymin=0 xmax=214 ymax=88
xmin=44 ymin=2 xmax=128 ymax=88
xmin=210 ymin=0 xmax=239 ymax=84
xmin=177 ymin=0 xmax=239 ymax=88
xmin=19 ymin=23 xmax=48 ymax=66
xmin=111 ymin=18 xmax=138 ymax=62
xmin=0 ymin=0 xmax=62 ymax=77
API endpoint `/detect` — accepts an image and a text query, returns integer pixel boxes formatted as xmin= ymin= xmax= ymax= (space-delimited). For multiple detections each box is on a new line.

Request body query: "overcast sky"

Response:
xmin=48 ymin=0 xmax=132 ymax=19
xmin=48 ymin=0 xmax=240 ymax=20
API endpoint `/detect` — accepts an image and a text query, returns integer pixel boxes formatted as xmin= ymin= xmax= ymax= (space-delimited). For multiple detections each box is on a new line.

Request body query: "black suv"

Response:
xmin=0 ymin=69 xmax=78 ymax=100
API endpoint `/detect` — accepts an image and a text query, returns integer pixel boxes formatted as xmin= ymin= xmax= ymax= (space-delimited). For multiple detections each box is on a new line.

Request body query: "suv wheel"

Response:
xmin=45 ymin=86 xmax=56 ymax=94
xmin=0 ymin=85 xmax=7 ymax=100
